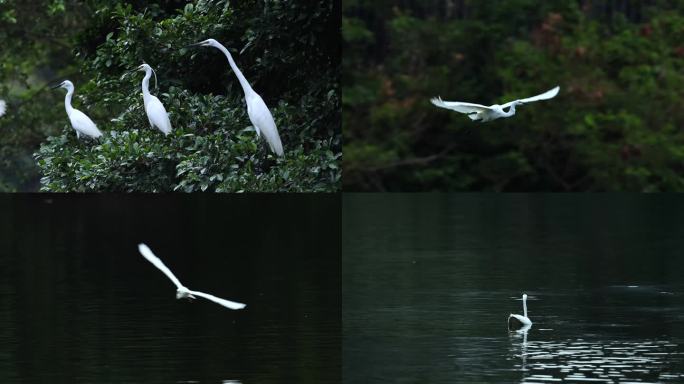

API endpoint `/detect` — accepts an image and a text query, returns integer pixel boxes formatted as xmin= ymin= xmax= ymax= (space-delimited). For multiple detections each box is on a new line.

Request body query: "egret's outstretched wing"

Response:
xmin=146 ymin=95 xmax=172 ymax=135
xmin=430 ymin=97 xmax=493 ymax=114
xmin=502 ymin=86 xmax=560 ymax=108
xmin=0 ymin=100 xmax=6 ymax=117
xmin=188 ymin=289 xmax=246 ymax=310
xmin=138 ymin=243 xmax=183 ymax=289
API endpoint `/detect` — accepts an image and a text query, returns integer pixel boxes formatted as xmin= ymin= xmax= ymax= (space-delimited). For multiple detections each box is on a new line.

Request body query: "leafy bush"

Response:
xmin=34 ymin=0 xmax=340 ymax=192
xmin=0 ymin=0 xmax=96 ymax=191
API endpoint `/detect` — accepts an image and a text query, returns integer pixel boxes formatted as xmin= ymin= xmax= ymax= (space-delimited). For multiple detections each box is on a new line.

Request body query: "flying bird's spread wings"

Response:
xmin=430 ymin=98 xmax=493 ymax=114
xmin=138 ymin=243 xmax=183 ymax=289
xmin=189 ymin=290 xmax=247 ymax=310
xmin=502 ymin=86 xmax=560 ymax=108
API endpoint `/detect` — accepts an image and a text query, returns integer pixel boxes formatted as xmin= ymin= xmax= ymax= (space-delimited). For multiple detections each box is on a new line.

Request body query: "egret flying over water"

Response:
xmin=0 ymin=99 xmax=6 ymax=117
xmin=136 ymin=64 xmax=172 ymax=136
xmin=52 ymin=80 xmax=102 ymax=139
xmin=431 ymin=86 xmax=560 ymax=123
xmin=188 ymin=38 xmax=284 ymax=156
xmin=508 ymin=293 xmax=532 ymax=331
xmin=137 ymin=243 xmax=246 ymax=310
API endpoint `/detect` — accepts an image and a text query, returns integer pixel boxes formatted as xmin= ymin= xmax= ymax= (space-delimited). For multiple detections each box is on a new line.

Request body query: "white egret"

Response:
xmin=52 ymin=80 xmax=102 ymax=139
xmin=0 ymin=99 xmax=6 ymax=117
xmin=508 ymin=293 xmax=532 ymax=331
xmin=137 ymin=243 xmax=246 ymax=310
xmin=188 ymin=38 xmax=284 ymax=156
xmin=136 ymin=64 xmax=172 ymax=135
xmin=431 ymin=86 xmax=560 ymax=122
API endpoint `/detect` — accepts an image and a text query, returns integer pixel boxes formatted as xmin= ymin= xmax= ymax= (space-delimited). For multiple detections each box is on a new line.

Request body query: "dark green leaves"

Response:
xmin=33 ymin=0 xmax=340 ymax=192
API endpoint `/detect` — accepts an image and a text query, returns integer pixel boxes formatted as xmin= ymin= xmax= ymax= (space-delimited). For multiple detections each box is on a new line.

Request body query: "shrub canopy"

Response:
xmin=1 ymin=0 xmax=340 ymax=192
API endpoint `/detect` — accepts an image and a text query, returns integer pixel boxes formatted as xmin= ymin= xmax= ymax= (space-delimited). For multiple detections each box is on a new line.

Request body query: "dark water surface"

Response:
xmin=0 ymin=195 xmax=340 ymax=383
xmin=344 ymin=194 xmax=684 ymax=383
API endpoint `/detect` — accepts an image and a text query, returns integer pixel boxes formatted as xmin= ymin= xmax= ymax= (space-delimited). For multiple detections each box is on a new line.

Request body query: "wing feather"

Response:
xmin=138 ymin=243 xmax=184 ymax=289
xmin=247 ymin=94 xmax=283 ymax=156
xmin=430 ymin=97 xmax=493 ymax=114
xmin=146 ymin=96 xmax=172 ymax=135
xmin=502 ymin=86 xmax=560 ymax=108
xmin=70 ymin=109 xmax=102 ymax=138
xmin=189 ymin=290 xmax=246 ymax=310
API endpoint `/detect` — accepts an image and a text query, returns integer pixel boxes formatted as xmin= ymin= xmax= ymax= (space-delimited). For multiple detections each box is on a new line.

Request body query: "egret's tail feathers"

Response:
xmin=157 ymin=119 xmax=172 ymax=136
xmin=160 ymin=120 xmax=172 ymax=136
xmin=272 ymin=138 xmax=284 ymax=157
xmin=266 ymin=131 xmax=284 ymax=157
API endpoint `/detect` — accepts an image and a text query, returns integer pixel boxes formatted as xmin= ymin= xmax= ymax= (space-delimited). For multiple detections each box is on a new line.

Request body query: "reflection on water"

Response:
xmin=513 ymin=336 xmax=684 ymax=383
xmin=343 ymin=194 xmax=684 ymax=383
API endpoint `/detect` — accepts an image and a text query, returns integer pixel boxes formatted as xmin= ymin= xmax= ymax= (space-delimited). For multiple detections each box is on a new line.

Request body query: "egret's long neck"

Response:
xmin=523 ymin=296 xmax=528 ymax=318
xmin=141 ymin=68 xmax=152 ymax=99
xmin=64 ymin=87 xmax=74 ymax=116
xmin=215 ymin=43 xmax=254 ymax=96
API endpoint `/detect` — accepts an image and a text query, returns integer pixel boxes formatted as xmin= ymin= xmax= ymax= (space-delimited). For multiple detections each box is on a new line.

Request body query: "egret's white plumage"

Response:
xmin=0 ymin=99 xmax=6 ymax=117
xmin=189 ymin=38 xmax=284 ymax=156
xmin=136 ymin=64 xmax=172 ymax=135
xmin=431 ymin=86 xmax=560 ymax=122
xmin=137 ymin=243 xmax=246 ymax=310
xmin=53 ymin=80 xmax=102 ymax=139
xmin=508 ymin=293 xmax=532 ymax=330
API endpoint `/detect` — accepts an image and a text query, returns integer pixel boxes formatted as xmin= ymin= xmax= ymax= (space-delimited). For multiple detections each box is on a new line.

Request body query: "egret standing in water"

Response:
xmin=508 ymin=293 xmax=532 ymax=331
xmin=0 ymin=99 xmax=6 ymax=117
xmin=136 ymin=64 xmax=172 ymax=136
xmin=138 ymin=243 xmax=246 ymax=310
xmin=187 ymin=38 xmax=284 ymax=156
xmin=431 ymin=86 xmax=560 ymax=123
xmin=52 ymin=80 xmax=102 ymax=139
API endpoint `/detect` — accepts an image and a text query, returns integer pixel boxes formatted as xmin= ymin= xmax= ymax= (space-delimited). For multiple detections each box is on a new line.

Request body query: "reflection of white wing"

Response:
xmin=138 ymin=244 xmax=184 ymax=289
xmin=0 ymin=100 xmax=6 ymax=117
xmin=189 ymin=290 xmax=246 ymax=310
xmin=502 ymin=86 xmax=560 ymax=108
xmin=430 ymin=97 xmax=493 ymax=114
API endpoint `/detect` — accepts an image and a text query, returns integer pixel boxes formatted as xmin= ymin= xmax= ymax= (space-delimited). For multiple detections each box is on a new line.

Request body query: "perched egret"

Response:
xmin=508 ymin=293 xmax=533 ymax=331
xmin=431 ymin=86 xmax=560 ymax=122
xmin=136 ymin=64 xmax=172 ymax=135
xmin=188 ymin=38 xmax=284 ymax=156
xmin=0 ymin=99 xmax=6 ymax=117
xmin=137 ymin=243 xmax=246 ymax=310
xmin=52 ymin=80 xmax=102 ymax=139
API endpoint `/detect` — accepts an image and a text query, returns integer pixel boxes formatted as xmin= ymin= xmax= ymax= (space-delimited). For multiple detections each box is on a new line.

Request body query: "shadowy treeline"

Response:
xmin=351 ymin=0 xmax=659 ymax=21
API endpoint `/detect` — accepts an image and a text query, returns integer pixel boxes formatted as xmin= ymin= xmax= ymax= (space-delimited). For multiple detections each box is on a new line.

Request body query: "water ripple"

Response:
xmin=511 ymin=335 xmax=684 ymax=383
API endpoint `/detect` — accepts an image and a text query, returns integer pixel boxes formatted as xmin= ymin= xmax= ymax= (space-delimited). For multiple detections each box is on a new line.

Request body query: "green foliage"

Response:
xmin=0 ymin=0 xmax=94 ymax=191
xmin=344 ymin=1 xmax=684 ymax=191
xmin=3 ymin=0 xmax=340 ymax=191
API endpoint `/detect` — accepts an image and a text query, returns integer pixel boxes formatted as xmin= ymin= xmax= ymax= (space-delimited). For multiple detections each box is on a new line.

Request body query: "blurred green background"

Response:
xmin=0 ymin=0 xmax=340 ymax=192
xmin=344 ymin=0 xmax=684 ymax=191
